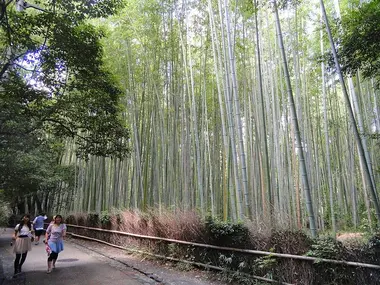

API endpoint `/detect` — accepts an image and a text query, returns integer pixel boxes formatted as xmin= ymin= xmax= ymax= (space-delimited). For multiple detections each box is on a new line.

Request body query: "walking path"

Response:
xmin=0 ymin=228 xmax=156 ymax=285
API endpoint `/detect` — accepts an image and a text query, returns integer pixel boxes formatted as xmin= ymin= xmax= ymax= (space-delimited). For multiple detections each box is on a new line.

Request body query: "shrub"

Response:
xmin=205 ymin=217 xmax=251 ymax=248
xmin=306 ymin=236 xmax=345 ymax=259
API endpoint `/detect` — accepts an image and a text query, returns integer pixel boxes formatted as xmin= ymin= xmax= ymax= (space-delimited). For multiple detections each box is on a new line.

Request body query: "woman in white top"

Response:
xmin=12 ymin=214 xmax=35 ymax=276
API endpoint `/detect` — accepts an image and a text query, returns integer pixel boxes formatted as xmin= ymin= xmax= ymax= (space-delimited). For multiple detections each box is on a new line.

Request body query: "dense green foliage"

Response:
xmin=0 ymin=0 xmax=130 ymax=210
xmin=205 ymin=217 xmax=250 ymax=248
xmin=335 ymin=0 xmax=380 ymax=86
xmin=1 ymin=0 xmax=129 ymax=158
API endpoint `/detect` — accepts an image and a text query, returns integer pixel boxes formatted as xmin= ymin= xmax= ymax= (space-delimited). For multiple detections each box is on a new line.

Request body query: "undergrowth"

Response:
xmin=65 ymin=210 xmax=380 ymax=285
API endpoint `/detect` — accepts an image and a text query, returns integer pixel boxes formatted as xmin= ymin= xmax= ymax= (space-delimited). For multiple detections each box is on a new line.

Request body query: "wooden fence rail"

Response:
xmin=69 ymin=232 xmax=294 ymax=285
xmin=65 ymin=223 xmax=380 ymax=270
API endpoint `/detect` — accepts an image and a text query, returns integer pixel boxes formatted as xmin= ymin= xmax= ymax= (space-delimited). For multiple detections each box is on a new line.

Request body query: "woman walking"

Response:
xmin=12 ymin=214 xmax=35 ymax=276
xmin=45 ymin=214 xmax=66 ymax=273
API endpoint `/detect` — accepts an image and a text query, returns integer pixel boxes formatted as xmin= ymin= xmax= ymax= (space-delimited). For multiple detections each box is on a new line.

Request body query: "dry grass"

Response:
xmin=113 ymin=209 xmax=204 ymax=241
xmin=337 ymin=232 xmax=365 ymax=246
xmin=118 ymin=210 xmax=147 ymax=234
xmin=67 ymin=210 xmax=312 ymax=252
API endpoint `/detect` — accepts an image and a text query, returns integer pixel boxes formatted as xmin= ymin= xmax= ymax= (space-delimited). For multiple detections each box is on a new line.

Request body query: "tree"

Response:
xmin=334 ymin=0 xmax=380 ymax=88
xmin=0 ymin=0 xmax=130 ymax=212
xmin=0 ymin=137 xmax=74 ymax=214
xmin=0 ymin=0 xmax=130 ymax=159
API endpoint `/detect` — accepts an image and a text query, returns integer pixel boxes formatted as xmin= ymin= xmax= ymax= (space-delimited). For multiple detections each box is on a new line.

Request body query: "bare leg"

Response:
xmin=47 ymin=260 xmax=52 ymax=273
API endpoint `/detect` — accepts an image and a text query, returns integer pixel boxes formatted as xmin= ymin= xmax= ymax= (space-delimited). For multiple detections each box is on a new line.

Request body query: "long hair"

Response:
xmin=19 ymin=214 xmax=32 ymax=231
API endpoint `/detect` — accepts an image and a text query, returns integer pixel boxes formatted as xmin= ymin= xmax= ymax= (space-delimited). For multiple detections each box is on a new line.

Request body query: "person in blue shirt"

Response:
xmin=32 ymin=213 xmax=47 ymax=245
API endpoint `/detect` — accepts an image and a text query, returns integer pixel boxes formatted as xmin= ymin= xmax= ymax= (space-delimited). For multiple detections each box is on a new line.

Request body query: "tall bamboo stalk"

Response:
xmin=273 ymin=0 xmax=317 ymax=237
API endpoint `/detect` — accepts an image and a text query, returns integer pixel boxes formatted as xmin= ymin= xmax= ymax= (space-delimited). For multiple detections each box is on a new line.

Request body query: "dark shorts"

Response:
xmin=35 ymin=229 xmax=45 ymax=237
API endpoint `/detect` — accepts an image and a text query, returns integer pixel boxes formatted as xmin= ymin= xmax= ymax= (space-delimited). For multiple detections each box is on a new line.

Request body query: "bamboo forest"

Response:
xmin=2 ymin=0 xmax=380 ymax=238
xmin=2 ymin=0 xmax=380 ymax=284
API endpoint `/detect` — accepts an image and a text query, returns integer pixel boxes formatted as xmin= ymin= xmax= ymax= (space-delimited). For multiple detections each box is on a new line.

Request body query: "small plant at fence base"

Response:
xmin=218 ymin=253 xmax=277 ymax=285
xmin=306 ymin=236 xmax=345 ymax=259
xmin=100 ymin=211 xmax=111 ymax=228
xmin=252 ymin=253 xmax=278 ymax=277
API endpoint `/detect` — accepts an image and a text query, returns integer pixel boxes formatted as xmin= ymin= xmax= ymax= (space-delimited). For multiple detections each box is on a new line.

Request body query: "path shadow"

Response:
xmin=56 ymin=258 xmax=79 ymax=263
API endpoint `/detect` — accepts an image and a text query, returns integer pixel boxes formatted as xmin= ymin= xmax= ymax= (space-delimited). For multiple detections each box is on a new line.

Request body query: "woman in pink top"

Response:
xmin=45 ymin=215 xmax=66 ymax=273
